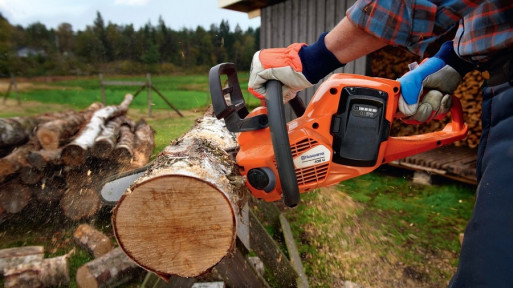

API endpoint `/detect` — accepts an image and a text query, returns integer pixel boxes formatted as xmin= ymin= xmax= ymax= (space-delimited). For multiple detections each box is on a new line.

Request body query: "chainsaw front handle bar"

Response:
xmin=265 ymin=80 xmax=300 ymax=207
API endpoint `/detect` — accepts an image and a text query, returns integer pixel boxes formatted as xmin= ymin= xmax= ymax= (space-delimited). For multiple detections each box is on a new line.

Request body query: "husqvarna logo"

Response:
xmin=294 ymin=145 xmax=331 ymax=169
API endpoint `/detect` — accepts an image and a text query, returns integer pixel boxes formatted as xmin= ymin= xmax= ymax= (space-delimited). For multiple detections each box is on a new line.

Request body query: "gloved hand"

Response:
xmin=398 ymin=41 xmax=475 ymax=123
xmin=249 ymin=32 xmax=344 ymax=102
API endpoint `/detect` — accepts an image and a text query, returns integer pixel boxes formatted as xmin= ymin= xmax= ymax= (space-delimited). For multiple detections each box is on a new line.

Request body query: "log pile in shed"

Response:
xmin=369 ymin=46 xmax=484 ymax=148
xmin=0 ymin=94 xmax=155 ymax=222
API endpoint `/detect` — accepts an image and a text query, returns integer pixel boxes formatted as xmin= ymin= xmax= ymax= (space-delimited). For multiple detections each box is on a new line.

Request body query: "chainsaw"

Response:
xmin=208 ymin=62 xmax=468 ymax=208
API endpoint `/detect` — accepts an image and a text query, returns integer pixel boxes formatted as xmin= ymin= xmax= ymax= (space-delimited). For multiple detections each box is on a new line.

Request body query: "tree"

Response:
xmin=0 ymin=13 xmax=12 ymax=76
xmin=56 ymin=23 xmax=75 ymax=54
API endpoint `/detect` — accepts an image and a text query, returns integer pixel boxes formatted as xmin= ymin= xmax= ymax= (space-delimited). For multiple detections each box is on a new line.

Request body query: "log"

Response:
xmin=0 ymin=246 xmax=44 ymax=275
xmin=112 ymin=114 xmax=244 ymax=279
xmin=75 ymin=247 xmax=142 ymax=288
xmin=3 ymin=255 xmax=70 ymax=288
xmin=73 ymin=224 xmax=114 ymax=258
xmin=91 ymin=116 xmax=126 ymax=159
xmin=129 ymin=119 xmax=154 ymax=169
xmin=36 ymin=102 xmax=104 ymax=150
xmin=60 ymin=187 xmax=100 ymax=221
xmin=0 ymin=139 xmax=40 ymax=182
xmin=19 ymin=166 xmax=43 ymax=185
xmin=0 ymin=117 xmax=39 ymax=148
xmin=26 ymin=149 xmax=62 ymax=171
xmin=0 ymin=180 xmax=32 ymax=214
xmin=111 ymin=124 xmax=135 ymax=164
xmin=34 ymin=174 xmax=66 ymax=203
xmin=61 ymin=94 xmax=134 ymax=166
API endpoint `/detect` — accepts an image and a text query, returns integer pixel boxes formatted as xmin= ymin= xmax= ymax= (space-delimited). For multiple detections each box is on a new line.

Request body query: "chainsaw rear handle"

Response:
xmin=384 ymin=95 xmax=468 ymax=163
xmin=265 ymin=80 xmax=300 ymax=207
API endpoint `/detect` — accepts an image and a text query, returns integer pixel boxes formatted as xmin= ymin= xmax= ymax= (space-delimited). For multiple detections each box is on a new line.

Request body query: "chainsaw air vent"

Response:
xmin=290 ymin=138 xmax=329 ymax=186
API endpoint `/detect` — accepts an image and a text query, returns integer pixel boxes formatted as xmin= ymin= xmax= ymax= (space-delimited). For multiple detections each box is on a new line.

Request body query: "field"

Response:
xmin=0 ymin=74 xmax=476 ymax=287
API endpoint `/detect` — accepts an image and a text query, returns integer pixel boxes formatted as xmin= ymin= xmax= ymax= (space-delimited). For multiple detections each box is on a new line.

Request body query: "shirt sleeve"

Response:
xmin=346 ymin=0 xmax=482 ymax=56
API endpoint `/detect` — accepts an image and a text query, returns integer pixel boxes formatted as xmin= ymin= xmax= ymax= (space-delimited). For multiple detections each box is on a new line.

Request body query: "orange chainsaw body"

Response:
xmin=235 ymin=73 xmax=468 ymax=202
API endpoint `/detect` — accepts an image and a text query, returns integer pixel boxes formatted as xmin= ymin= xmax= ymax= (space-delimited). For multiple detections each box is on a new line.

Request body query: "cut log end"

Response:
xmin=61 ymin=144 xmax=87 ymax=166
xmin=60 ymin=188 xmax=100 ymax=221
xmin=113 ymin=175 xmax=236 ymax=279
xmin=36 ymin=129 xmax=60 ymax=150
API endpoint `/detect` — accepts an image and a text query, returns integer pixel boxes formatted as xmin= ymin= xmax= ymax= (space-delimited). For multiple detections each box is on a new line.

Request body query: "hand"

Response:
xmin=248 ymin=43 xmax=313 ymax=103
xmin=397 ymin=41 xmax=474 ymax=123
xmin=248 ymin=32 xmax=344 ymax=103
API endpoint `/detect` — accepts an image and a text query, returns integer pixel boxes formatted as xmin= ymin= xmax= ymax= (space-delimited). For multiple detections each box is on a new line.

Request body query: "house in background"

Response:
xmin=219 ymin=0 xmax=366 ymax=118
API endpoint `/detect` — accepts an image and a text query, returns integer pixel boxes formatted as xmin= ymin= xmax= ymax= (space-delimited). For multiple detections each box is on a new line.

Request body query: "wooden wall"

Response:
xmin=259 ymin=0 xmax=366 ymax=118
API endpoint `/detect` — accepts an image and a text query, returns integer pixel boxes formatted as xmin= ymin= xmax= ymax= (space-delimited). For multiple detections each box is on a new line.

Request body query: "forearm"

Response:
xmin=325 ymin=17 xmax=387 ymax=64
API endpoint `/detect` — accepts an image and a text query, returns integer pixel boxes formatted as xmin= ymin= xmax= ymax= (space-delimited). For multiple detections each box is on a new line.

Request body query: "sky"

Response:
xmin=0 ymin=0 xmax=261 ymax=31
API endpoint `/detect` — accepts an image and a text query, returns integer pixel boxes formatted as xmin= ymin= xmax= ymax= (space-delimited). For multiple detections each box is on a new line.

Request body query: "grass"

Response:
xmin=285 ymin=167 xmax=475 ymax=287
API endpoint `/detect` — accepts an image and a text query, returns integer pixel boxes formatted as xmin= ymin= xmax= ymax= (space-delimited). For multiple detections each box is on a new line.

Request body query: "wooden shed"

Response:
xmin=220 ymin=0 xmax=364 ymax=117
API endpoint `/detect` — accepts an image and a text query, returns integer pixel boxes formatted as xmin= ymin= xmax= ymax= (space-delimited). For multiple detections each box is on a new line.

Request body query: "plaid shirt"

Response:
xmin=347 ymin=0 xmax=513 ymax=62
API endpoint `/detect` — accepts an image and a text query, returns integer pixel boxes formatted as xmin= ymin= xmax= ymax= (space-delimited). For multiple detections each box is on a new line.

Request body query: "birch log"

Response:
xmin=111 ymin=124 xmax=135 ymax=164
xmin=75 ymin=247 xmax=142 ymax=288
xmin=0 ymin=246 xmax=44 ymax=275
xmin=61 ymin=94 xmax=134 ymax=166
xmin=74 ymin=224 xmax=114 ymax=258
xmin=91 ymin=116 xmax=125 ymax=159
xmin=36 ymin=102 xmax=104 ymax=150
xmin=0 ymin=117 xmax=39 ymax=148
xmin=112 ymin=113 xmax=246 ymax=279
xmin=3 ymin=255 xmax=70 ymax=288
xmin=128 ymin=119 xmax=154 ymax=169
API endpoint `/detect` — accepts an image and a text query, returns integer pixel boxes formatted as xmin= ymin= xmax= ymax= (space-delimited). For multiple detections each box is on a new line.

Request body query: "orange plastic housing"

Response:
xmin=236 ymin=73 xmax=468 ymax=202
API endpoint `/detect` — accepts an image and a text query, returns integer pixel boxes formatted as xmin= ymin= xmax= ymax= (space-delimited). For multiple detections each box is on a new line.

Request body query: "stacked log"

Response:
xmin=369 ymin=46 xmax=483 ymax=148
xmin=0 ymin=94 xmax=155 ymax=222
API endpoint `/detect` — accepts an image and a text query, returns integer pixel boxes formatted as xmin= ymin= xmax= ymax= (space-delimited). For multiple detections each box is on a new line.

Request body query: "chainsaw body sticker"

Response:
xmin=293 ymin=145 xmax=331 ymax=169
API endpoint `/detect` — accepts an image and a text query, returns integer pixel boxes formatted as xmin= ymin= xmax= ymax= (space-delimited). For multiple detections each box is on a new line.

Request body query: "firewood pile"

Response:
xmin=0 ymin=94 xmax=155 ymax=222
xmin=369 ymin=46 xmax=484 ymax=148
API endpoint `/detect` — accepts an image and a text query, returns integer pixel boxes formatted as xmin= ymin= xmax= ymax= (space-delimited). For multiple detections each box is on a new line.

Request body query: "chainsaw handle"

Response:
xmin=384 ymin=95 xmax=468 ymax=163
xmin=265 ymin=80 xmax=300 ymax=207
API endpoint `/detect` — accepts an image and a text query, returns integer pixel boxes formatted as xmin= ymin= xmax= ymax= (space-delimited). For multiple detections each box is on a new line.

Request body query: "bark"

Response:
xmin=91 ymin=116 xmax=126 ymax=159
xmin=112 ymin=114 xmax=245 ymax=279
xmin=59 ymin=186 xmax=100 ymax=221
xmin=19 ymin=166 xmax=43 ymax=185
xmin=36 ymin=102 xmax=104 ymax=150
xmin=26 ymin=149 xmax=62 ymax=171
xmin=0 ymin=246 xmax=44 ymax=276
xmin=111 ymin=124 xmax=135 ymax=164
xmin=129 ymin=119 xmax=154 ymax=169
xmin=73 ymin=224 xmax=114 ymax=258
xmin=0 ymin=139 xmax=40 ymax=182
xmin=61 ymin=94 xmax=134 ymax=166
xmin=75 ymin=247 xmax=142 ymax=288
xmin=0 ymin=117 xmax=39 ymax=148
xmin=0 ymin=180 xmax=32 ymax=214
xmin=3 ymin=255 xmax=70 ymax=288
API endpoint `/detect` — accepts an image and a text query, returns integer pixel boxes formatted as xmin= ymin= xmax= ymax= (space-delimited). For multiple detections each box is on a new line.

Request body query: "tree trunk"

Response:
xmin=75 ymin=247 xmax=142 ymax=288
xmin=112 ymin=114 xmax=245 ymax=279
xmin=3 ymin=255 xmax=70 ymax=288
xmin=91 ymin=116 xmax=126 ymax=159
xmin=0 ymin=180 xmax=32 ymax=214
xmin=129 ymin=119 xmax=154 ymax=169
xmin=36 ymin=102 xmax=104 ymax=150
xmin=61 ymin=94 xmax=134 ymax=166
xmin=0 ymin=246 xmax=44 ymax=276
xmin=59 ymin=186 xmax=100 ymax=221
xmin=111 ymin=124 xmax=135 ymax=164
xmin=74 ymin=224 xmax=114 ymax=258
xmin=0 ymin=117 xmax=39 ymax=148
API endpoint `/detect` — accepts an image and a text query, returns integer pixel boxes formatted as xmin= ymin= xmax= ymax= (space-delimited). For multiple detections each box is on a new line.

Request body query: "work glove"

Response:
xmin=249 ymin=32 xmax=344 ymax=102
xmin=398 ymin=41 xmax=475 ymax=123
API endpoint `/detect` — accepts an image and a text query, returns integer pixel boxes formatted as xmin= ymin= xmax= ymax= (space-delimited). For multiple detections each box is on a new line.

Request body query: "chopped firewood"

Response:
xmin=74 ymin=224 xmax=114 ymax=258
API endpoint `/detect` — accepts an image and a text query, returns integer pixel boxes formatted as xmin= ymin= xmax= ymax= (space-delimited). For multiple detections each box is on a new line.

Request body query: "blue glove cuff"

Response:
xmin=299 ymin=32 xmax=345 ymax=84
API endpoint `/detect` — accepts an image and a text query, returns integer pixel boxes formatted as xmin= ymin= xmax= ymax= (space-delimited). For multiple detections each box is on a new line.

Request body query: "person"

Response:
xmin=248 ymin=1 xmax=513 ymax=287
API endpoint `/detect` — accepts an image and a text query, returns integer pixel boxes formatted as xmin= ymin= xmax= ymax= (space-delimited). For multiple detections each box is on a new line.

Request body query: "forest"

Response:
xmin=0 ymin=11 xmax=260 ymax=77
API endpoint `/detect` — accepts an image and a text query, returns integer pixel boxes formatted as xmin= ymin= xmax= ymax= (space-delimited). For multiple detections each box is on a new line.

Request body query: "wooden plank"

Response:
xmin=212 ymin=246 xmax=270 ymax=288
xmin=102 ymin=81 xmax=146 ymax=86
xmin=279 ymin=214 xmax=309 ymax=288
xmin=249 ymin=209 xmax=299 ymax=288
